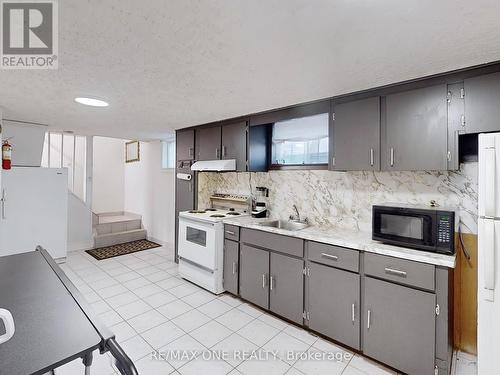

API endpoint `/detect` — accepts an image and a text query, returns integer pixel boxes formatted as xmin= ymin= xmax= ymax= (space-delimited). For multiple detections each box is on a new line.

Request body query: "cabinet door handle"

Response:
xmin=270 ymin=275 xmax=274 ymax=290
xmin=232 ymin=262 xmax=237 ymax=275
xmin=321 ymin=253 xmax=338 ymax=261
xmin=351 ymin=303 xmax=355 ymax=323
xmin=367 ymin=309 xmax=371 ymax=330
xmin=188 ymin=182 xmax=192 ymax=192
xmin=225 ymin=230 xmax=235 ymax=236
xmin=384 ymin=267 xmax=407 ymax=278
xmin=216 ymin=148 xmax=220 ymax=159
xmin=222 ymin=145 xmax=226 ymax=158
xmin=390 ymin=148 xmax=394 ymax=167
xmin=262 ymin=274 xmax=266 ymax=289
xmin=188 ymin=147 xmax=194 ymax=157
xmin=370 ymin=148 xmax=374 ymax=167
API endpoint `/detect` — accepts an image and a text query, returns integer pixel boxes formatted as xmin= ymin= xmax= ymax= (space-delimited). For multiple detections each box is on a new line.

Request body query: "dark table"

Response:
xmin=0 ymin=247 xmax=138 ymax=375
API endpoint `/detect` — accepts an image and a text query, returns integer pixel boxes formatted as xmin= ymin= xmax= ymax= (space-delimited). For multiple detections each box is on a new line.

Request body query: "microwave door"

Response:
xmin=374 ymin=211 xmax=433 ymax=247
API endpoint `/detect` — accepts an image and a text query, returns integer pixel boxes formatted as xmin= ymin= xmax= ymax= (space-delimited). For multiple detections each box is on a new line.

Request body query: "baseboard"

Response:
xmin=68 ymin=240 xmax=94 ymax=252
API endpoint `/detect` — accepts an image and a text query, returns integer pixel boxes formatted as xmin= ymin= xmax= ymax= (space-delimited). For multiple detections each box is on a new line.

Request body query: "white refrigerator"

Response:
xmin=478 ymin=133 xmax=500 ymax=374
xmin=0 ymin=167 xmax=68 ymax=260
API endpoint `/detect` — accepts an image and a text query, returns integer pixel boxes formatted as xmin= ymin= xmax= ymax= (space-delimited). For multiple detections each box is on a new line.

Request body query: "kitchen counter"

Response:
xmin=223 ymin=216 xmax=456 ymax=268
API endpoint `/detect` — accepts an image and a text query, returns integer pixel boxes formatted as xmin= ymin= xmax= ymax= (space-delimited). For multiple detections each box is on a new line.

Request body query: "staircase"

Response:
xmin=92 ymin=212 xmax=147 ymax=248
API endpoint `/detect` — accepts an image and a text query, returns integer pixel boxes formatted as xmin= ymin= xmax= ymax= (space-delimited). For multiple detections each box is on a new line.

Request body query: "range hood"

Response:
xmin=190 ymin=159 xmax=236 ymax=171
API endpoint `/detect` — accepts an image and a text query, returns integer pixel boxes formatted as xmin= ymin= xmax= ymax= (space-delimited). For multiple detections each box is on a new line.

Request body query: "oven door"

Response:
xmin=372 ymin=207 xmax=435 ymax=249
xmin=178 ymin=217 xmax=217 ymax=270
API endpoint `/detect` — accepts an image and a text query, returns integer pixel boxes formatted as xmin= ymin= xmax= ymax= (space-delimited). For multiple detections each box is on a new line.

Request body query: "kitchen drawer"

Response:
xmin=240 ymin=228 xmax=303 ymax=258
xmin=364 ymin=253 xmax=435 ymax=291
xmin=224 ymin=225 xmax=240 ymax=241
xmin=307 ymin=241 xmax=359 ymax=273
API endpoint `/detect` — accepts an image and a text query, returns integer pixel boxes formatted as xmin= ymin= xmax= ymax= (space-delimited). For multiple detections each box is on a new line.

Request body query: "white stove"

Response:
xmin=178 ymin=194 xmax=249 ymax=294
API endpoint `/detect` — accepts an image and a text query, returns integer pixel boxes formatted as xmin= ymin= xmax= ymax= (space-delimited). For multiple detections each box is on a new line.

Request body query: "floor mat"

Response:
xmin=86 ymin=239 xmax=161 ymax=260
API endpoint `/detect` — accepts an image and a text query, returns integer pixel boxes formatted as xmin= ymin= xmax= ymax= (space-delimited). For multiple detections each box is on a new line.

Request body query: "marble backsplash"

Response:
xmin=197 ymin=162 xmax=478 ymax=234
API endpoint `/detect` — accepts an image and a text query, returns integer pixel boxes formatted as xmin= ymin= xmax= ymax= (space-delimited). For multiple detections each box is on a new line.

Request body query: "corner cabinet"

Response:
xmin=382 ymin=84 xmax=449 ymax=171
xmin=176 ymin=129 xmax=195 ymax=161
xmin=331 ymin=97 xmax=381 ymax=171
xmin=464 ymin=72 xmax=500 ymax=134
xmin=363 ymin=277 xmax=436 ymax=375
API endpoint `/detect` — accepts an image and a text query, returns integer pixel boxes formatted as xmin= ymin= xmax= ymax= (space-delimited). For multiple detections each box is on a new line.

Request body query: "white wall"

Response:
xmin=2 ymin=120 xmax=46 ymax=167
xmin=124 ymin=141 xmax=175 ymax=245
xmin=67 ymin=192 xmax=93 ymax=251
xmin=92 ymin=136 xmax=125 ymax=213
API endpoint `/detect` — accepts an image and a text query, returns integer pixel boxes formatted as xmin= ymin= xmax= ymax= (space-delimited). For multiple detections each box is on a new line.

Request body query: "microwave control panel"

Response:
xmin=436 ymin=212 xmax=455 ymax=250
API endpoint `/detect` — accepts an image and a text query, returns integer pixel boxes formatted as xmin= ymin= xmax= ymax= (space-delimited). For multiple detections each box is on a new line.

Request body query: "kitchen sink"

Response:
xmin=257 ymin=219 xmax=309 ymax=231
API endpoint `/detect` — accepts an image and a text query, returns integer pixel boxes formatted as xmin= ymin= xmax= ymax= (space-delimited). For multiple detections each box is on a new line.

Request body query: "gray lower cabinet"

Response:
xmin=239 ymin=244 xmax=269 ymax=309
xmin=269 ymin=252 xmax=304 ymax=324
xmin=307 ymin=262 xmax=360 ymax=350
xmin=383 ymin=84 xmax=448 ymax=171
xmin=196 ymin=126 xmax=222 ymax=161
xmin=332 ymin=97 xmax=380 ymax=171
xmin=363 ymin=277 xmax=436 ymax=375
xmin=222 ymin=121 xmax=247 ymax=171
xmin=223 ymin=239 xmax=239 ymax=295
xmin=464 ymin=72 xmax=500 ymax=133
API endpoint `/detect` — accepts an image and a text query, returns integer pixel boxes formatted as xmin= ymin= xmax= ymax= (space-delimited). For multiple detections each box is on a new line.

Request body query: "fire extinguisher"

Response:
xmin=2 ymin=139 xmax=12 ymax=170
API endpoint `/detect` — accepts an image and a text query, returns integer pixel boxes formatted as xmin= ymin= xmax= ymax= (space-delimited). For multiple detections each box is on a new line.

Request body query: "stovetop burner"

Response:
xmin=210 ymin=214 xmax=226 ymax=218
xmin=205 ymin=208 xmax=217 ymax=211
xmin=188 ymin=210 xmax=206 ymax=214
xmin=226 ymin=212 xmax=241 ymax=215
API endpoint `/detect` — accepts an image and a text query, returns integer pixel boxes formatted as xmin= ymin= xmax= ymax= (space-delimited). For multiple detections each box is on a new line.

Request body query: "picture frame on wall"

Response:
xmin=125 ymin=141 xmax=140 ymax=163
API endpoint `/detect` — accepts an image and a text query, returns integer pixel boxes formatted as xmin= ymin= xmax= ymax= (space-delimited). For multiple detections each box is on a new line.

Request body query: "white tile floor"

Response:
xmin=57 ymin=245 xmax=476 ymax=375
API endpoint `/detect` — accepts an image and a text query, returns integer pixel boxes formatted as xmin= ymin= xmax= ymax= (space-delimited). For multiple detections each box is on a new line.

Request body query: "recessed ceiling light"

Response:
xmin=74 ymin=97 xmax=109 ymax=107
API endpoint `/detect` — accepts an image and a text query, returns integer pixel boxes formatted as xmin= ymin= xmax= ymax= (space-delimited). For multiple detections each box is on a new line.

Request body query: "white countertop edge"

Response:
xmin=223 ymin=217 xmax=456 ymax=268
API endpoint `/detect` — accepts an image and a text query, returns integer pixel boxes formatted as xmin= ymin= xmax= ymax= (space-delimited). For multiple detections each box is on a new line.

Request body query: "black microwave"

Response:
xmin=372 ymin=204 xmax=456 ymax=254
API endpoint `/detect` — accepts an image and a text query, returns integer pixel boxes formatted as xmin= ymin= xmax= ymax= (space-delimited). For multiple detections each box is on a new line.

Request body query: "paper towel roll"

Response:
xmin=176 ymin=173 xmax=192 ymax=181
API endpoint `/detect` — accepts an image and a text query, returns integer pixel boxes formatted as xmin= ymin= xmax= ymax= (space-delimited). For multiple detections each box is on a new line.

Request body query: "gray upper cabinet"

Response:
xmin=332 ymin=97 xmax=380 ymax=171
xmin=195 ymin=126 xmax=222 ymax=161
xmin=239 ymin=244 xmax=269 ymax=309
xmin=308 ymin=262 xmax=360 ymax=349
xmin=269 ymin=252 xmax=304 ymax=324
xmin=221 ymin=121 xmax=248 ymax=171
xmin=383 ymin=84 xmax=448 ymax=171
xmin=464 ymin=72 xmax=500 ymax=134
xmin=363 ymin=277 xmax=436 ymax=375
xmin=223 ymin=239 xmax=239 ymax=295
xmin=176 ymin=129 xmax=195 ymax=161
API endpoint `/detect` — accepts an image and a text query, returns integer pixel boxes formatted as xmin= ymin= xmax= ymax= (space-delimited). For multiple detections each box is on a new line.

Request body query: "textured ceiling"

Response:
xmin=1 ymin=0 xmax=500 ymax=140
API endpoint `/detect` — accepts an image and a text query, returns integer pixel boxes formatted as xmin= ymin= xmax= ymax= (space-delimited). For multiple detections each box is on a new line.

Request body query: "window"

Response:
xmin=161 ymin=139 xmax=176 ymax=169
xmin=271 ymin=112 xmax=329 ymax=166
xmin=41 ymin=132 xmax=87 ymax=202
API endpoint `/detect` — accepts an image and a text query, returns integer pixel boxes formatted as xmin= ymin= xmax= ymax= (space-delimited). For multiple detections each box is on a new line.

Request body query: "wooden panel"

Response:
xmin=454 ymin=233 xmax=477 ymax=354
